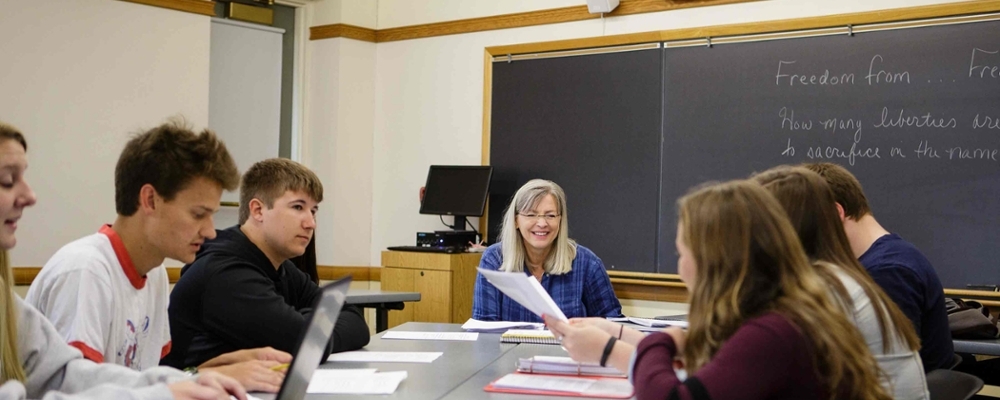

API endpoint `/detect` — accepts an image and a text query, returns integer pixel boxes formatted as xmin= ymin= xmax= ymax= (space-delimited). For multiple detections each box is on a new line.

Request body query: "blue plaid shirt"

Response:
xmin=472 ymin=243 xmax=623 ymax=322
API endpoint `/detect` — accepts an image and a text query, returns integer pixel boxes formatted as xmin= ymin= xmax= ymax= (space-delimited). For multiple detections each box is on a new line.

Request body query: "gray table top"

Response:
xmin=953 ymin=338 xmax=1000 ymax=356
xmin=255 ymin=322 xmax=516 ymax=400
xmin=345 ymin=289 xmax=421 ymax=304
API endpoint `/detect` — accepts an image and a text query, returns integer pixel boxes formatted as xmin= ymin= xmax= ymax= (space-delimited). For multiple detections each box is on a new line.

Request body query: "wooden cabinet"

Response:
xmin=380 ymin=251 xmax=481 ymax=329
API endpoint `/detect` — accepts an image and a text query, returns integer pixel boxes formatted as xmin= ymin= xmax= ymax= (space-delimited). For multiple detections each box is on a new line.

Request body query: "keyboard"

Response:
xmin=387 ymin=245 xmax=466 ymax=254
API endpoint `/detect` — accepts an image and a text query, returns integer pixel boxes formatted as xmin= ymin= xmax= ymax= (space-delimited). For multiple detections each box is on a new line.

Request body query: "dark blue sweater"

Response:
xmin=859 ymin=233 xmax=954 ymax=371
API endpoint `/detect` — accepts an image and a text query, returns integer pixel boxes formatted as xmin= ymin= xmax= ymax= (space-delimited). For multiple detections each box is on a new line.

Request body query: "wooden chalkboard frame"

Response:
xmin=480 ymin=0 xmax=1000 ymax=306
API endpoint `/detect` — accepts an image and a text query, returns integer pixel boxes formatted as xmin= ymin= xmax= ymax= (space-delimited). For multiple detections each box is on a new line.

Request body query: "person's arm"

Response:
xmin=330 ymin=305 xmax=370 ymax=353
xmin=285 ymin=265 xmax=370 ymax=353
xmin=471 ymin=246 xmax=504 ymax=321
xmin=15 ymin=296 xmax=186 ymax=400
xmin=581 ymin=253 xmax=624 ymax=318
xmin=631 ymin=318 xmax=809 ymax=400
xmin=867 ymin=264 xmax=924 ymax=333
xmin=26 ymin=267 xmax=114 ymax=363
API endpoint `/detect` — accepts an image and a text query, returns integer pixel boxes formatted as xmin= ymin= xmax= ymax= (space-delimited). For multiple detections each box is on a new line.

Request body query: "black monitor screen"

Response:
xmin=420 ymin=165 xmax=492 ymax=216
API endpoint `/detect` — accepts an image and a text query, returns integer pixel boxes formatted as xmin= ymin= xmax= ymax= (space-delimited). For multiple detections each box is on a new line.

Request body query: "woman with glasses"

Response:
xmin=471 ymin=179 xmax=623 ymax=322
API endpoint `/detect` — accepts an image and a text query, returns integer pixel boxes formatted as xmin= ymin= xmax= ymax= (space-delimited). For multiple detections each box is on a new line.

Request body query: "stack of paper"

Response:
xmin=306 ymin=369 xmax=407 ymax=394
xmin=477 ymin=268 xmax=567 ymax=321
xmin=461 ymin=318 xmax=545 ymax=332
xmin=626 ymin=317 xmax=688 ymax=328
xmin=327 ymin=351 xmax=443 ymax=363
xmin=517 ymin=356 xmax=625 ymax=377
xmin=381 ymin=331 xmax=479 ymax=341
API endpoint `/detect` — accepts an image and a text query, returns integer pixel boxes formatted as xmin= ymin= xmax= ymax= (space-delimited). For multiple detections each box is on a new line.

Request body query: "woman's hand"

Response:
xmin=567 ymin=317 xmax=619 ymax=335
xmin=662 ymin=326 xmax=687 ymax=356
xmin=544 ymin=315 xmax=612 ymax=364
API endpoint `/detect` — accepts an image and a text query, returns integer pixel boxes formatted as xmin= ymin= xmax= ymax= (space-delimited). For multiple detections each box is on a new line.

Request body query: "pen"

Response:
xmin=270 ymin=363 xmax=290 ymax=372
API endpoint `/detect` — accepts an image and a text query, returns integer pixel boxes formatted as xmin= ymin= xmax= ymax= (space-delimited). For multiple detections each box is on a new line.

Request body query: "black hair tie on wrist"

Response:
xmin=600 ymin=336 xmax=617 ymax=367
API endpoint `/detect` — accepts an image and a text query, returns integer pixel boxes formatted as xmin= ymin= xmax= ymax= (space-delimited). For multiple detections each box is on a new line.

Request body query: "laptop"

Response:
xmin=270 ymin=276 xmax=353 ymax=400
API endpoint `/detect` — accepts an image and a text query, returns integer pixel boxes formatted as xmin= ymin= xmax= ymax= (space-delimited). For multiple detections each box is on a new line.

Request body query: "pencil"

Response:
xmin=270 ymin=363 xmax=289 ymax=372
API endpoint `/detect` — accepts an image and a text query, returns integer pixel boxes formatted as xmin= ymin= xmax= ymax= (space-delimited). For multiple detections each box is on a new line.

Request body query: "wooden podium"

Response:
xmin=380 ymin=251 xmax=482 ymax=329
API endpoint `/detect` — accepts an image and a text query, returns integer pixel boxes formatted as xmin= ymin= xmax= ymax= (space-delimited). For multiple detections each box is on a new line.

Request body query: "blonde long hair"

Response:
xmin=753 ymin=166 xmax=920 ymax=352
xmin=497 ymin=179 xmax=576 ymax=275
xmin=0 ymin=122 xmax=26 ymax=384
xmin=678 ymin=180 xmax=889 ymax=400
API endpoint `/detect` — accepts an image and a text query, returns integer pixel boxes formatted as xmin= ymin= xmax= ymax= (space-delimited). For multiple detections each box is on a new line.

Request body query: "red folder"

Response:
xmin=483 ymin=372 xmax=634 ymax=399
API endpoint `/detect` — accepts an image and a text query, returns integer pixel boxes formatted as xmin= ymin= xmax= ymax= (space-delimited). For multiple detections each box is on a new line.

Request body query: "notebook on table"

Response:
xmin=501 ymin=329 xmax=560 ymax=345
xmin=517 ymin=356 xmax=625 ymax=378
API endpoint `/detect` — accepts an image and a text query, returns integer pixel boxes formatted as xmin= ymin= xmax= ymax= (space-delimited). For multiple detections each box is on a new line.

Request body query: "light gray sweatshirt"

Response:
xmin=0 ymin=296 xmax=187 ymax=400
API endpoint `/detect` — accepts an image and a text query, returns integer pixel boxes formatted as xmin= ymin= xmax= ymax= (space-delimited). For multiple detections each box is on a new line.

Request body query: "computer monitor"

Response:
xmin=419 ymin=165 xmax=493 ymax=231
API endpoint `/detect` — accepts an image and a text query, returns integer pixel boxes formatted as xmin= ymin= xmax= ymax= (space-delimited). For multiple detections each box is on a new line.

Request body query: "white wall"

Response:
xmin=0 ymin=0 xmax=211 ymax=267
xmin=362 ymin=0 xmax=968 ymax=266
xmin=303 ymin=1 xmax=377 ymax=266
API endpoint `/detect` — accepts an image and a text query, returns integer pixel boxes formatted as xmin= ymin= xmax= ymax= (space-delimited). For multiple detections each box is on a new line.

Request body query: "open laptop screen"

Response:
xmin=275 ymin=276 xmax=352 ymax=400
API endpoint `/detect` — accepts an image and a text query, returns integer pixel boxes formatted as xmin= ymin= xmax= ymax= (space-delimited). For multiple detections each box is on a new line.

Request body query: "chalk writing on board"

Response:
xmin=866 ymin=55 xmax=911 ymax=85
xmin=972 ymin=114 xmax=1000 ymax=129
xmin=775 ymin=61 xmax=855 ymax=86
xmin=779 ymin=107 xmax=813 ymax=130
xmin=873 ymin=108 xmax=957 ymax=129
xmin=784 ymin=139 xmax=998 ymax=164
xmin=969 ymin=48 xmax=1000 ymax=78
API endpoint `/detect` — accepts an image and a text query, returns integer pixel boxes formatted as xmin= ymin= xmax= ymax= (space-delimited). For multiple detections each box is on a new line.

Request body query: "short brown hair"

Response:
xmin=801 ymin=162 xmax=871 ymax=220
xmin=0 ymin=122 xmax=27 ymax=152
xmin=115 ymin=119 xmax=239 ymax=216
xmin=239 ymin=158 xmax=323 ymax=225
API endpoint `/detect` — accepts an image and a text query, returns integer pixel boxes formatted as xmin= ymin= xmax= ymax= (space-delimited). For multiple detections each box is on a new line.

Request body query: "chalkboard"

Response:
xmin=489 ymin=18 xmax=1000 ymax=287
xmin=659 ymin=21 xmax=1000 ymax=288
xmin=490 ymin=49 xmax=663 ymax=273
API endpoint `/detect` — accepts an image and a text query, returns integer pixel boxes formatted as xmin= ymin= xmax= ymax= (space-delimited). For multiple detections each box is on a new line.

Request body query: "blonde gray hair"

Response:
xmin=498 ymin=179 xmax=576 ymax=275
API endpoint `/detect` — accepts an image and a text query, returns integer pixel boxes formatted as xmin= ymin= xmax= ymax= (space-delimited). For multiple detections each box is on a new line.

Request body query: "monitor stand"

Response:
xmin=451 ymin=215 xmax=469 ymax=231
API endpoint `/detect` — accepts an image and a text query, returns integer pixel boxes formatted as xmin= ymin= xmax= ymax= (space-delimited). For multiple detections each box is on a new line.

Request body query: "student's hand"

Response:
xmin=200 ymin=347 xmax=292 ymax=368
xmin=544 ymin=315 xmax=611 ymax=364
xmin=568 ymin=317 xmax=619 ymax=336
xmin=202 ymin=360 xmax=286 ymax=393
xmin=170 ymin=371 xmax=247 ymax=400
xmin=662 ymin=326 xmax=687 ymax=355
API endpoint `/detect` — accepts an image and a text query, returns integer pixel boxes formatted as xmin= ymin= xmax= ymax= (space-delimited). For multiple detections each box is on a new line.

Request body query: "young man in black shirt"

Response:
xmin=164 ymin=158 xmax=369 ymax=369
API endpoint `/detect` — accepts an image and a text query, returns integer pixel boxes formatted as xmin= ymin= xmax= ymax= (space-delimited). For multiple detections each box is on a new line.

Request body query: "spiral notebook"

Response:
xmin=500 ymin=329 xmax=561 ymax=345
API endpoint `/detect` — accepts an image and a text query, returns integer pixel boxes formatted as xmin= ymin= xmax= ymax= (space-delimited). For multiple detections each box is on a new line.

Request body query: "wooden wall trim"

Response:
xmin=309 ymin=24 xmax=377 ymax=42
xmin=486 ymin=0 xmax=1000 ymax=56
xmin=317 ymin=266 xmax=380 ymax=282
xmin=309 ymin=0 xmax=759 ymax=43
xmin=119 ymin=0 xmax=216 ymax=17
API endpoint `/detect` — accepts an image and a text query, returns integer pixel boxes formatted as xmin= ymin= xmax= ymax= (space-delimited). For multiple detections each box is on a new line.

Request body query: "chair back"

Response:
xmin=925 ymin=369 xmax=984 ymax=400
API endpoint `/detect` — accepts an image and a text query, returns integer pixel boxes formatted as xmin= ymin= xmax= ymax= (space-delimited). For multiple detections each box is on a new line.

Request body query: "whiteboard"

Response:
xmin=209 ymin=18 xmax=284 ymax=204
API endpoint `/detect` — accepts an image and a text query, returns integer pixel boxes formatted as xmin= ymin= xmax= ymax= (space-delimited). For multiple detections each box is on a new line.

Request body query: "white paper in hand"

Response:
xmin=477 ymin=268 xmax=567 ymax=321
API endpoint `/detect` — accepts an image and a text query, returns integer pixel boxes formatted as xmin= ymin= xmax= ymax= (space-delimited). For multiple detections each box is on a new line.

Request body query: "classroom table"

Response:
xmin=954 ymin=338 xmax=1000 ymax=356
xmin=255 ymin=322 xmax=517 ymax=400
xmin=345 ymin=289 xmax=421 ymax=333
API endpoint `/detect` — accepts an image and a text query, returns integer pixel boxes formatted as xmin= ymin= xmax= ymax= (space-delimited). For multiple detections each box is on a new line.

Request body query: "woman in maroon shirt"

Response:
xmin=547 ymin=180 xmax=890 ymax=400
